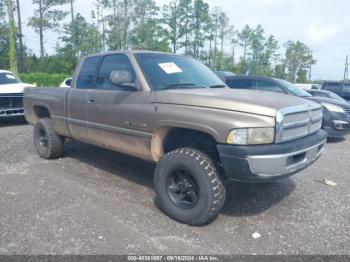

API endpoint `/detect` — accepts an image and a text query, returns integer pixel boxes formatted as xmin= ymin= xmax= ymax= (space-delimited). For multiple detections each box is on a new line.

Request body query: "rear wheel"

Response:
xmin=34 ymin=117 xmax=64 ymax=159
xmin=154 ymin=148 xmax=226 ymax=226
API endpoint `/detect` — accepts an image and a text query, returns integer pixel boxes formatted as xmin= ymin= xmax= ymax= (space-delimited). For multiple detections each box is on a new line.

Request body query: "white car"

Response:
xmin=0 ymin=70 xmax=34 ymax=118
xmin=59 ymin=78 xmax=72 ymax=88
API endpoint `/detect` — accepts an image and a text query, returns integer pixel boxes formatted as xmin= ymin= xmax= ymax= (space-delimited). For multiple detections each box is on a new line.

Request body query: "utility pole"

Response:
xmin=308 ymin=50 xmax=313 ymax=83
xmin=70 ymin=0 xmax=74 ymax=23
xmin=344 ymin=55 xmax=349 ymax=82
xmin=309 ymin=65 xmax=312 ymax=83
xmin=6 ymin=0 xmax=17 ymax=73
xmin=16 ymin=0 xmax=24 ymax=72
xmin=39 ymin=0 xmax=44 ymax=58
xmin=123 ymin=0 xmax=128 ymax=50
xmin=70 ymin=0 xmax=77 ymax=59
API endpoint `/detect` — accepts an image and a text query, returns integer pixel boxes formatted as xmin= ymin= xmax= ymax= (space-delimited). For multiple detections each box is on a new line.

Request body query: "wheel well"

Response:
xmin=33 ymin=106 xmax=50 ymax=122
xmin=161 ymin=128 xmax=219 ymax=162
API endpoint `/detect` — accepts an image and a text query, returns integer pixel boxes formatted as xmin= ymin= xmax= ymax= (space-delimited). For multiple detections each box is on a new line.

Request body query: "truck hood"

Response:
xmin=0 ymin=83 xmax=34 ymax=94
xmin=156 ymin=89 xmax=316 ymax=117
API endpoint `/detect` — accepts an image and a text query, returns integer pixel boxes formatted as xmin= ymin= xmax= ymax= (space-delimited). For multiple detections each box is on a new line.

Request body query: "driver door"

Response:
xmin=86 ymin=54 xmax=154 ymax=159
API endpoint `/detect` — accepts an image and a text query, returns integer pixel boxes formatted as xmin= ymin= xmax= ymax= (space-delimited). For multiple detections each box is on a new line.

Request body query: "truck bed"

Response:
xmin=24 ymin=87 xmax=70 ymax=135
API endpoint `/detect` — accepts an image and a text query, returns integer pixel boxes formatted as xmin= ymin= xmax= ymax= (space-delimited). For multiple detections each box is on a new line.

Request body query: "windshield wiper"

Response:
xmin=209 ymin=84 xmax=226 ymax=88
xmin=159 ymin=83 xmax=207 ymax=90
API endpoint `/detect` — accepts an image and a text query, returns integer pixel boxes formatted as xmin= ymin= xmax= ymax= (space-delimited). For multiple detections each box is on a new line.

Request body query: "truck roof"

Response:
xmin=83 ymin=50 xmax=186 ymax=59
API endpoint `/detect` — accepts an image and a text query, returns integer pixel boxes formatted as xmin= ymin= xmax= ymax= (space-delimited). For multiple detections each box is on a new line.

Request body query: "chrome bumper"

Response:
xmin=0 ymin=108 xmax=25 ymax=117
xmin=247 ymin=139 xmax=326 ymax=176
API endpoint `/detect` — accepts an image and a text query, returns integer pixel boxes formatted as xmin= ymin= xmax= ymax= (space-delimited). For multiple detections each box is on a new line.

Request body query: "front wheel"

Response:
xmin=154 ymin=148 xmax=226 ymax=226
xmin=34 ymin=117 xmax=65 ymax=159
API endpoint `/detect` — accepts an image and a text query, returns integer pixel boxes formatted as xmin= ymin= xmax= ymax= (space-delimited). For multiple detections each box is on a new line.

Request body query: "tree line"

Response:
xmin=1 ymin=0 xmax=316 ymax=83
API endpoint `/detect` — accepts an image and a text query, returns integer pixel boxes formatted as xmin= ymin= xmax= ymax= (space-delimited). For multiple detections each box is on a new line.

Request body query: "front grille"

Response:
xmin=344 ymin=108 xmax=350 ymax=117
xmin=0 ymin=93 xmax=24 ymax=110
xmin=0 ymin=108 xmax=24 ymax=117
xmin=276 ymin=104 xmax=323 ymax=143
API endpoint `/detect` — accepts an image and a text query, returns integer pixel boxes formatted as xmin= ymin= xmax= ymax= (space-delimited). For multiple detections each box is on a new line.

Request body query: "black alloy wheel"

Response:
xmin=166 ymin=168 xmax=199 ymax=209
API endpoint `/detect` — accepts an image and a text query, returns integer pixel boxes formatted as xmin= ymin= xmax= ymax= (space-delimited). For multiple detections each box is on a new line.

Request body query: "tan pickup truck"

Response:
xmin=24 ymin=51 xmax=327 ymax=225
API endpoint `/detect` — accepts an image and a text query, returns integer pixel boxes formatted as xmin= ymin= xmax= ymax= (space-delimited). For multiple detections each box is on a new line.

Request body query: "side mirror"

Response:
xmin=110 ymin=70 xmax=132 ymax=85
xmin=110 ymin=70 xmax=137 ymax=91
xmin=65 ymin=79 xmax=72 ymax=87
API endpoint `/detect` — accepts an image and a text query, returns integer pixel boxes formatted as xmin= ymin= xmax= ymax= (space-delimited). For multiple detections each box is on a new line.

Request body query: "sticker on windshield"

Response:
xmin=158 ymin=62 xmax=183 ymax=74
xmin=6 ymin=74 xmax=16 ymax=79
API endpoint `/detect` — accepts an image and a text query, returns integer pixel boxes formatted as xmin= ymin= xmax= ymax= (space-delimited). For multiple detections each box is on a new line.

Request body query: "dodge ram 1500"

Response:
xmin=24 ymin=51 xmax=327 ymax=225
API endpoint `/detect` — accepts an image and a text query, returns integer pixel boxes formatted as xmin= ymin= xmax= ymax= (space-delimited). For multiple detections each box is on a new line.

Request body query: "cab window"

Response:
xmin=95 ymin=54 xmax=136 ymax=90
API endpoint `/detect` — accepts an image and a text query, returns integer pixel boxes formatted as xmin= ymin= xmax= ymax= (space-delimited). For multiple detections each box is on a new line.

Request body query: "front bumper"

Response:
xmin=0 ymin=93 xmax=24 ymax=118
xmin=0 ymin=108 xmax=24 ymax=117
xmin=322 ymin=110 xmax=350 ymax=137
xmin=217 ymin=130 xmax=328 ymax=183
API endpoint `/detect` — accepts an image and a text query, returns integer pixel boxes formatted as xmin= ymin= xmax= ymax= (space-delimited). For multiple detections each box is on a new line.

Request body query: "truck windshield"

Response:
xmin=135 ymin=53 xmax=226 ymax=90
xmin=328 ymin=91 xmax=346 ymax=102
xmin=276 ymin=79 xmax=312 ymax=97
xmin=0 ymin=72 xmax=21 ymax=85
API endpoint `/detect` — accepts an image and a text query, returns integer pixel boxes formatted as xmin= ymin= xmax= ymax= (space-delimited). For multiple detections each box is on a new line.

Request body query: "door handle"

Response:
xmin=88 ymin=98 xmax=96 ymax=103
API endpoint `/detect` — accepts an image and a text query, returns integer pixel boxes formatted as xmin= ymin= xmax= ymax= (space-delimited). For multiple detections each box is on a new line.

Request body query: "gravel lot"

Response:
xmin=0 ymin=117 xmax=349 ymax=255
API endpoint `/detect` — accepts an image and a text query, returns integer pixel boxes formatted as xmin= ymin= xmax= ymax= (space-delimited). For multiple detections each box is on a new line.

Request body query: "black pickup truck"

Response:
xmin=321 ymin=81 xmax=350 ymax=102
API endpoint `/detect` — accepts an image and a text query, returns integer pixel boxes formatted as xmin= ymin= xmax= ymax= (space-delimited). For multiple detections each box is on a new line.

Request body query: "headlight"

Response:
xmin=227 ymin=127 xmax=275 ymax=145
xmin=321 ymin=103 xmax=345 ymax=113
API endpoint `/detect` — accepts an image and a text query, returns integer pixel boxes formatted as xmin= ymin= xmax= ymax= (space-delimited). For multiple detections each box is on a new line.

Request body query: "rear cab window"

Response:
xmin=76 ymin=56 xmax=101 ymax=89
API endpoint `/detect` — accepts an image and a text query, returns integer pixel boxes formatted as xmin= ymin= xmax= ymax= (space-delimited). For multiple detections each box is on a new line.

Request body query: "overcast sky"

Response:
xmin=19 ymin=0 xmax=350 ymax=80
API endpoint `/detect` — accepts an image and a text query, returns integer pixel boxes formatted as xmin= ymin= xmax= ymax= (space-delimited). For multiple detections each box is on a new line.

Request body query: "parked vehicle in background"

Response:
xmin=59 ymin=78 xmax=72 ymax=88
xmin=24 ymin=51 xmax=327 ymax=225
xmin=321 ymin=81 xmax=350 ymax=101
xmin=307 ymin=89 xmax=347 ymax=103
xmin=218 ymin=75 xmax=350 ymax=138
xmin=0 ymin=70 xmax=34 ymax=118
xmin=295 ymin=83 xmax=320 ymax=90
xmin=214 ymin=71 xmax=236 ymax=81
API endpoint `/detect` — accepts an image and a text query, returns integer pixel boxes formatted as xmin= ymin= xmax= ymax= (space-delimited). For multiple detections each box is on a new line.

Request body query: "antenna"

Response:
xmin=344 ymin=55 xmax=349 ymax=82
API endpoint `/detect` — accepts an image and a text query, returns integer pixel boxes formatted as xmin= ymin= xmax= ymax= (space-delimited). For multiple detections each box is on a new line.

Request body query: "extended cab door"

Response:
xmin=67 ymin=56 xmax=101 ymax=142
xmin=86 ymin=54 xmax=154 ymax=159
